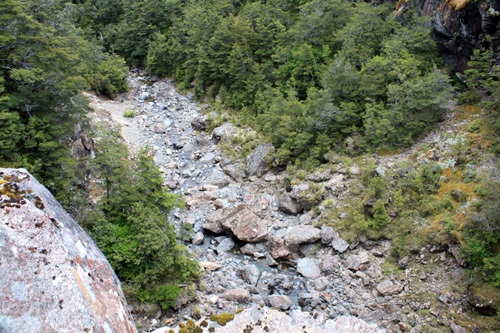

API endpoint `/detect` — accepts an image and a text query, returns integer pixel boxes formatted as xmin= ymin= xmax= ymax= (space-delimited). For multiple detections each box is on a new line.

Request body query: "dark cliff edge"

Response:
xmin=396 ymin=0 xmax=500 ymax=71
xmin=0 ymin=168 xmax=137 ymax=333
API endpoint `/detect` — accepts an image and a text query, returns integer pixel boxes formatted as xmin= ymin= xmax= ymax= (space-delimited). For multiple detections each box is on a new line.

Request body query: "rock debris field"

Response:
xmin=88 ymin=70 xmax=470 ymax=333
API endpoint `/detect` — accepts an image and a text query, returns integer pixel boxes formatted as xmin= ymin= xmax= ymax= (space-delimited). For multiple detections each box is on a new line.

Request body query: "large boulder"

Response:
xmin=0 ymin=168 xmax=136 ymax=332
xmin=246 ymin=142 xmax=274 ymax=177
xmin=220 ymin=204 xmax=268 ymax=242
xmin=284 ymin=225 xmax=321 ymax=246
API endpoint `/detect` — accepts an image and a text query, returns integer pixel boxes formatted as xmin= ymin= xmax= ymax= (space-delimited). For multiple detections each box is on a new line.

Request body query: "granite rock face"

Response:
xmin=0 ymin=168 xmax=136 ymax=333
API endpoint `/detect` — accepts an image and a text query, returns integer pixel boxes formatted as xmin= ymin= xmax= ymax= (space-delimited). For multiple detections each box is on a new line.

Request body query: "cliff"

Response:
xmin=0 ymin=168 xmax=136 ymax=333
xmin=397 ymin=0 xmax=500 ymax=71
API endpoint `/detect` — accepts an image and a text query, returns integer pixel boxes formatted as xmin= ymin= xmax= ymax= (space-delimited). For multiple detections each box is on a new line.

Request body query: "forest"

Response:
xmin=1 ymin=0 xmax=500 ymax=309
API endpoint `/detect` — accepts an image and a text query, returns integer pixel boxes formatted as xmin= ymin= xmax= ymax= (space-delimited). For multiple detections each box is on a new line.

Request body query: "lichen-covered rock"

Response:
xmin=0 ymin=168 xmax=136 ymax=333
xmin=217 ymin=306 xmax=386 ymax=332
xmin=245 ymin=142 xmax=274 ymax=177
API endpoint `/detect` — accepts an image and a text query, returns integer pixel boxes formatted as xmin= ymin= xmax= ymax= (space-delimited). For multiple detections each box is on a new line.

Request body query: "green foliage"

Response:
xmin=123 ymin=109 xmax=135 ymax=117
xmin=87 ymin=137 xmax=197 ymax=308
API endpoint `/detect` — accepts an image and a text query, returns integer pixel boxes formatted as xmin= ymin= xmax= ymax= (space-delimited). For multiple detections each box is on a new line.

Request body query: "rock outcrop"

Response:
xmin=245 ymin=142 xmax=274 ymax=177
xmin=0 ymin=168 xmax=136 ymax=333
xmin=396 ymin=0 xmax=500 ymax=71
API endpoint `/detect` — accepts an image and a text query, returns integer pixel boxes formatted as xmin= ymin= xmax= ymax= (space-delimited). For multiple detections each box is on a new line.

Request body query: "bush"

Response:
xmin=457 ymin=90 xmax=481 ymax=105
xmin=123 ymin=109 xmax=135 ymax=117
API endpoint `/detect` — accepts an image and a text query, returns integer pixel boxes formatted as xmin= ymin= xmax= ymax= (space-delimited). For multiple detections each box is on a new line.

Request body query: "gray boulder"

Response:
xmin=0 ymin=168 xmax=136 ymax=332
xmin=212 ymin=123 xmax=234 ymax=141
xmin=277 ymin=194 xmax=302 ymax=215
xmin=246 ymin=142 xmax=274 ymax=177
xmin=220 ymin=158 xmax=246 ymax=182
xmin=297 ymin=258 xmax=321 ymax=279
xmin=223 ymin=288 xmax=251 ymax=304
xmin=331 ymin=232 xmax=349 ymax=253
xmin=345 ymin=252 xmax=370 ymax=271
xmin=238 ymin=265 xmax=260 ymax=285
xmin=284 ymin=225 xmax=321 ymax=246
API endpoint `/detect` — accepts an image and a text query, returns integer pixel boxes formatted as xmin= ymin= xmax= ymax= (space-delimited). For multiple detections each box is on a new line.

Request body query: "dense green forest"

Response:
xmin=1 ymin=0 xmax=500 ymax=308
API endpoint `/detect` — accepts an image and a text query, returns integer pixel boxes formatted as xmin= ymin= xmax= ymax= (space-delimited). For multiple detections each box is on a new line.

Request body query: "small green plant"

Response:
xmin=210 ymin=313 xmax=234 ymax=326
xmin=123 ymin=109 xmax=136 ymax=117
xmin=468 ymin=121 xmax=482 ymax=133
xmin=457 ymin=90 xmax=480 ymax=105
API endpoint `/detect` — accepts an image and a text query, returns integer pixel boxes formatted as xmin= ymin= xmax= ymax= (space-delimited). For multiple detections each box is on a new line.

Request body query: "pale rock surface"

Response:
xmin=284 ymin=225 xmax=321 ymax=246
xmin=297 ymin=258 xmax=321 ymax=279
xmin=223 ymin=288 xmax=251 ymax=304
xmin=217 ymin=306 xmax=386 ymax=333
xmin=0 ymin=168 xmax=136 ymax=333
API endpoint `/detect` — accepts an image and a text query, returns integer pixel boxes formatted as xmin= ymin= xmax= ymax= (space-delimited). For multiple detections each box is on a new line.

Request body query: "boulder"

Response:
xmin=324 ymin=174 xmax=344 ymax=190
xmin=191 ymin=117 xmax=211 ymax=131
xmin=345 ymin=252 xmax=370 ymax=271
xmin=267 ymin=295 xmax=292 ymax=310
xmin=223 ymin=288 xmax=251 ymax=304
xmin=212 ymin=123 xmax=234 ymax=141
xmin=199 ymin=152 xmax=215 ymax=163
xmin=376 ymin=280 xmax=404 ymax=296
xmin=192 ymin=231 xmax=204 ymax=245
xmin=290 ymin=183 xmax=320 ymax=211
xmin=203 ymin=209 xmax=225 ymax=234
xmin=220 ymin=158 xmax=246 ymax=182
xmin=277 ymin=194 xmax=302 ymax=215
xmin=284 ymin=225 xmax=321 ymax=246
xmin=240 ymin=243 xmax=267 ymax=258
xmin=320 ymin=254 xmax=340 ymax=274
xmin=246 ymin=142 xmax=274 ymax=177
xmin=320 ymin=225 xmax=335 ymax=244
xmin=331 ymin=232 xmax=349 ymax=253
xmin=268 ymin=237 xmax=291 ymax=260
xmin=199 ymin=262 xmax=222 ymax=271
xmin=0 ymin=168 xmax=136 ymax=332
xmin=238 ymin=265 xmax=260 ymax=285
xmin=216 ymin=238 xmax=235 ymax=253
xmin=297 ymin=258 xmax=321 ymax=279
xmin=220 ymin=204 xmax=268 ymax=242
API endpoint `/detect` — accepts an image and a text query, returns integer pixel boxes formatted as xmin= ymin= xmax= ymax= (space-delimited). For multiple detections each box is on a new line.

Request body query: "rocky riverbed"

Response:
xmin=87 ymin=70 xmax=484 ymax=333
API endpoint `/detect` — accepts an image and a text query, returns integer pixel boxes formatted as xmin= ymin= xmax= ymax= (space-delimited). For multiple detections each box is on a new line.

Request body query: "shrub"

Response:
xmin=123 ymin=109 xmax=135 ymax=117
